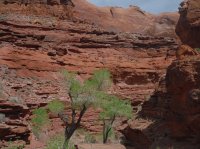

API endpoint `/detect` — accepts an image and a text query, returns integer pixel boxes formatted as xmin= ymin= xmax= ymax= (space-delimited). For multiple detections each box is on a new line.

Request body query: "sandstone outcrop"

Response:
xmin=176 ymin=0 xmax=200 ymax=47
xmin=0 ymin=100 xmax=30 ymax=145
xmin=0 ymin=14 xmax=178 ymax=103
xmin=120 ymin=119 xmax=152 ymax=149
xmin=126 ymin=58 xmax=200 ymax=149
xmin=73 ymin=0 xmax=179 ymax=37
xmin=0 ymin=0 xmax=179 ymax=37
xmin=0 ymin=13 xmax=178 ymax=146
xmin=0 ymin=0 xmax=180 ymax=147
xmin=176 ymin=44 xmax=199 ymax=59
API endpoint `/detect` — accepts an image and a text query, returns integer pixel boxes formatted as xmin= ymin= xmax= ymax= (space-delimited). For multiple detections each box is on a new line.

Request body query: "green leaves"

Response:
xmin=47 ymin=100 xmax=65 ymax=114
xmin=91 ymin=69 xmax=112 ymax=91
xmin=62 ymin=70 xmax=77 ymax=91
xmin=32 ymin=108 xmax=49 ymax=127
xmin=99 ymin=95 xmax=133 ymax=120
xmin=62 ymin=69 xmax=113 ymax=110
xmin=45 ymin=134 xmax=76 ymax=149
xmin=62 ymin=69 xmax=132 ymax=119
xmin=31 ymin=107 xmax=50 ymax=137
xmin=70 ymin=78 xmax=82 ymax=99
xmin=99 ymin=95 xmax=132 ymax=143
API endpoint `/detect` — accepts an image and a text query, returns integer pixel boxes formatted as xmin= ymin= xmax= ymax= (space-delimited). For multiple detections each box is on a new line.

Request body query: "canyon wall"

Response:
xmin=0 ymin=0 xmax=179 ymax=36
xmin=0 ymin=0 xmax=181 ymax=148
xmin=121 ymin=0 xmax=200 ymax=148
xmin=129 ymin=58 xmax=200 ymax=149
xmin=176 ymin=0 xmax=200 ymax=47
xmin=73 ymin=0 xmax=179 ymax=37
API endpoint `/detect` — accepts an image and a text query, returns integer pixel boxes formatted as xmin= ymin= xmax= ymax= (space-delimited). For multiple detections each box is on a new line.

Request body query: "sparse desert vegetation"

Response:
xmin=31 ymin=69 xmax=132 ymax=148
xmin=0 ymin=0 xmax=200 ymax=149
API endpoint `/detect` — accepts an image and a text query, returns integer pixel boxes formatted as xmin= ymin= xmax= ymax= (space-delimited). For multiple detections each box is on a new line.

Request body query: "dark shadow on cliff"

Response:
xmin=129 ymin=61 xmax=200 ymax=149
xmin=121 ymin=61 xmax=200 ymax=149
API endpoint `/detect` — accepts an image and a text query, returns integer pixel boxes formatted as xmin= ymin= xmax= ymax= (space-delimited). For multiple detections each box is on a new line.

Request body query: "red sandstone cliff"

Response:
xmin=176 ymin=0 xmax=200 ymax=47
xmin=120 ymin=0 xmax=200 ymax=148
xmin=0 ymin=0 xmax=179 ymax=36
xmin=73 ymin=0 xmax=179 ymax=37
xmin=127 ymin=58 xmax=200 ymax=149
xmin=0 ymin=0 xmax=181 ymax=148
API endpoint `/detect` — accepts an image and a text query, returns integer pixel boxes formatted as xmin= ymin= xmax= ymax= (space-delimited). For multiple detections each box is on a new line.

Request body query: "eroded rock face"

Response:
xmin=166 ymin=59 xmax=200 ymax=139
xmin=137 ymin=58 xmax=200 ymax=149
xmin=0 ymin=100 xmax=30 ymax=144
xmin=176 ymin=0 xmax=200 ymax=47
xmin=73 ymin=0 xmax=179 ymax=37
xmin=0 ymin=15 xmax=178 ymax=103
xmin=1 ymin=0 xmax=61 ymax=5
xmin=120 ymin=119 xmax=152 ymax=149
xmin=0 ymin=12 xmax=178 ymax=146
xmin=0 ymin=1 xmax=179 ymax=146
xmin=0 ymin=0 xmax=179 ymax=37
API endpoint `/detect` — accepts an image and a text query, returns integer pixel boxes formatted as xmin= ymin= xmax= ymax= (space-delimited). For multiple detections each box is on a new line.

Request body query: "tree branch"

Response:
xmin=110 ymin=114 xmax=116 ymax=126
xmin=71 ymin=109 xmax=76 ymax=125
xmin=76 ymin=104 xmax=87 ymax=127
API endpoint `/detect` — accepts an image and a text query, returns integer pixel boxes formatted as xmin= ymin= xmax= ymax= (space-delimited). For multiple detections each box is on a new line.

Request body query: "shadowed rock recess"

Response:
xmin=125 ymin=59 xmax=200 ymax=149
xmin=0 ymin=0 xmax=199 ymax=149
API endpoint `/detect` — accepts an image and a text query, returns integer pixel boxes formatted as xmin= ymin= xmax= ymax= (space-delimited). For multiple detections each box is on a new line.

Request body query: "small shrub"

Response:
xmin=31 ymin=108 xmax=49 ymax=137
xmin=45 ymin=134 xmax=64 ymax=149
xmin=47 ymin=100 xmax=65 ymax=114
xmin=32 ymin=108 xmax=49 ymax=127
xmin=45 ymin=134 xmax=75 ymax=149
xmin=84 ymin=133 xmax=96 ymax=143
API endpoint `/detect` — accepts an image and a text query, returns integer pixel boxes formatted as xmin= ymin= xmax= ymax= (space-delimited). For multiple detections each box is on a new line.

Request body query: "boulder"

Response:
xmin=176 ymin=0 xmax=200 ymax=47
xmin=120 ymin=119 xmax=152 ymax=149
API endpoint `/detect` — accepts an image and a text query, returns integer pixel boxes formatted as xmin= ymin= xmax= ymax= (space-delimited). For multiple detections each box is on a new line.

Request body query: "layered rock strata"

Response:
xmin=0 ymin=13 xmax=178 ymax=144
xmin=0 ymin=0 xmax=179 ymax=36
xmin=0 ymin=1 xmax=179 ymax=146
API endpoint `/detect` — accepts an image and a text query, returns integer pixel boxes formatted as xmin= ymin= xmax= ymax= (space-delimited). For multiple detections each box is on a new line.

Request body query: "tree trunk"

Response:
xmin=62 ymin=105 xmax=87 ymax=149
xmin=103 ymin=125 xmax=112 ymax=144
xmin=102 ymin=115 xmax=116 ymax=144
xmin=103 ymin=120 xmax=106 ymax=144
xmin=63 ymin=139 xmax=69 ymax=149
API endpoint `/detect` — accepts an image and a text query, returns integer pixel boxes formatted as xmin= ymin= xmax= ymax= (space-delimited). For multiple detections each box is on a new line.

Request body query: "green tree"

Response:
xmin=98 ymin=95 xmax=132 ymax=143
xmin=61 ymin=69 xmax=112 ymax=149
xmin=47 ymin=99 xmax=65 ymax=114
xmin=31 ymin=69 xmax=133 ymax=148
